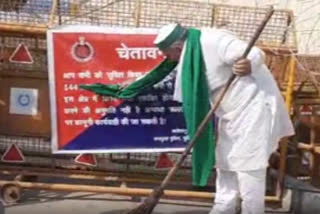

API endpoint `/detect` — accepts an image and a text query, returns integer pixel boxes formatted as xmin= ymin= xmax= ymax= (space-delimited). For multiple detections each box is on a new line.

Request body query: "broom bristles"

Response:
xmin=125 ymin=188 xmax=163 ymax=214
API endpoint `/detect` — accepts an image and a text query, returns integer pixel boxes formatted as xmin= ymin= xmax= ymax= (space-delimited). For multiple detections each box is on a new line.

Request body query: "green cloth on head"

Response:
xmin=80 ymin=29 xmax=215 ymax=186
xmin=80 ymin=59 xmax=177 ymax=98
xmin=181 ymin=29 xmax=215 ymax=186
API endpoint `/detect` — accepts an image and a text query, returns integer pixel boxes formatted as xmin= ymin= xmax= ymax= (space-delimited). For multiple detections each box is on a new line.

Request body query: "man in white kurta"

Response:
xmin=154 ymin=24 xmax=295 ymax=214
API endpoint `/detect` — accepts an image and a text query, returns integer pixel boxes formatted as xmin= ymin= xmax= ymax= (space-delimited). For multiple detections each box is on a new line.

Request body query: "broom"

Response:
xmin=125 ymin=7 xmax=275 ymax=214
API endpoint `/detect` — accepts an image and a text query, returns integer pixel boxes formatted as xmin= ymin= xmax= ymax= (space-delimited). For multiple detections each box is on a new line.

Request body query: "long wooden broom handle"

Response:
xmin=158 ymin=7 xmax=275 ymax=189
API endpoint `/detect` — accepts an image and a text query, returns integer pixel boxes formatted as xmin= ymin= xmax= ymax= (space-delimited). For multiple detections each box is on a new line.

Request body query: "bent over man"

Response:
xmin=153 ymin=23 xmax=294 ymax=214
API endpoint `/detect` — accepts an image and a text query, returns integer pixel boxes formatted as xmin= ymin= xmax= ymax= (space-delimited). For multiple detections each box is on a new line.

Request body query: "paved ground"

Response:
xmin=2 ymin=191 xmax=213 ymax=214
xmin=1 ymin=190 xmax=293 ymax=214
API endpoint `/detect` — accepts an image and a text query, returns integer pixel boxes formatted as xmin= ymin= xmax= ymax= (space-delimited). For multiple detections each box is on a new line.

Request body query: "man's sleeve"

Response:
xmin=217 ymin=33 xmax=265 ymax=72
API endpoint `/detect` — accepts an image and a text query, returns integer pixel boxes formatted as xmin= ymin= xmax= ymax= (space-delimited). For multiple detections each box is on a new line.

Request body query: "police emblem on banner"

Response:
xmin=71 ymin=36 xmax=94 ymax=63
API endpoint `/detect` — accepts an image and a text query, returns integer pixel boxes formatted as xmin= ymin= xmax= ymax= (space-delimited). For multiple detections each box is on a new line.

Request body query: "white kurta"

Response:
xmin=174 ymin=28 xmax=295 ymax=171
